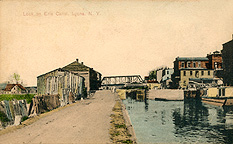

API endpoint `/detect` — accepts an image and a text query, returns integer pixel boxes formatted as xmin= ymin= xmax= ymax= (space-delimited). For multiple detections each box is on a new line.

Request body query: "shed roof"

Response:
xmin=62 ymin=61 xmax=90 ymax=72
xmin=37 ymin=68 xmax=84 ymax=78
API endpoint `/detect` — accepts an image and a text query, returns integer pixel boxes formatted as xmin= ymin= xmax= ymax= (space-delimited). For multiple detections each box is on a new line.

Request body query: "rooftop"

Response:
xmin=180 ymin=68 xmax=211 ymax=70
xmin=37 ymin=59 xmax=101 ymax=78
xmin=176 ymin=57 xmax=209 ymax=61
xmin=4 ymin=84 xmax=26 ymax=91
xmin=62 ymin=60 xmax=90 ymax=72
xmin=37 ymin=68 xmax=83 ymax=78
xmin=223 ymin=39 xmax=233 ymax=46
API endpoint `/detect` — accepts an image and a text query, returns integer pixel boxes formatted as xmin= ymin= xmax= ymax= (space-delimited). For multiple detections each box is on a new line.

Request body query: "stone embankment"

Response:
xmin=29 ymin=94 xmax=61 ymax=115
xmin=0 ymin=94 xmax=62 ymax=129
xmin=148 ymin=89 xmax=184 ymax=100
xmin=109 ymin=97 xmax=137 ymax=143
xmin=0 ymin=99 xmax=28 ymax=129
xmin=0 ymin=90 xmax=132 ymax=143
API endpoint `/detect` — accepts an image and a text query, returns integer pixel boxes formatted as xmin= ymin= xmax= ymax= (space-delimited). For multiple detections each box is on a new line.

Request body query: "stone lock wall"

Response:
xmin=0 ymin=99 xmax=28 ymax=128
xmin=29 ymin=95 xmax=61 ymax=115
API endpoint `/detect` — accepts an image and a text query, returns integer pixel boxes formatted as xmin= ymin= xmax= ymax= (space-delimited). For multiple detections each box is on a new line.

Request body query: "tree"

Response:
xmin=149 ymin=70 xmax=157 ymax=80
xmin=11 ymin=73 xmax=20 ymax=84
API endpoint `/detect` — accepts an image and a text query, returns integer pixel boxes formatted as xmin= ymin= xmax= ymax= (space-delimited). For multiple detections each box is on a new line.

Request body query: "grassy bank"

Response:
xmin=0 ymin=94 xmax=36 ymax=103
xmin=109 ymin=100 xmax=134 ymax=144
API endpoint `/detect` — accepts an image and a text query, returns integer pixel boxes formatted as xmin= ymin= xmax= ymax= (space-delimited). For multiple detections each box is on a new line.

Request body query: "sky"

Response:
xmin=0 ymin=0 xmax=233 ymax=86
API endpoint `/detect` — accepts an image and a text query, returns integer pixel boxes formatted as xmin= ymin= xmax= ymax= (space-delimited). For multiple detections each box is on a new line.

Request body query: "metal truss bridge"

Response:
xmin=101 ymin=75 xmax=144 ymax=89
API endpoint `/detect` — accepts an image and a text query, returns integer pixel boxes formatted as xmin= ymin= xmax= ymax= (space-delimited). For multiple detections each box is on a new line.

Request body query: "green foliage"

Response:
xmin=0 ymin=94 xmax=36 ymax=104
xmin=21 ymin=116 xmax=28 ymax=122
xmin=111 ymin=132 xmax=120 ymax=136
xmin=11 ymin=73 xmax=20 ymax=83
xmin=122 ymin=139 xmax=133 ymax=144
xmin=149 ymin=70 xmax=157 ymax=80
xmin=115 ymin=124 xmax=126 ymax=129
xmin=127 ymin=134 xmax=132 ymax=137
xmin=0 ymin=111 xmax=10 ymax=122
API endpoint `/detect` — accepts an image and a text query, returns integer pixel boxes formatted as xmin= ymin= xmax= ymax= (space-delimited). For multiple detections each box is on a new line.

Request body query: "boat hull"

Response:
xmin=202 ymin=97 xmax=233 ymax=107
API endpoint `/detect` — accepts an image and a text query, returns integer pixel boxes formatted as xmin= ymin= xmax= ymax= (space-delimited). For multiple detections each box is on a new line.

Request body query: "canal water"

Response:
xmin=123 ymin=98 xmax=233 ymax=144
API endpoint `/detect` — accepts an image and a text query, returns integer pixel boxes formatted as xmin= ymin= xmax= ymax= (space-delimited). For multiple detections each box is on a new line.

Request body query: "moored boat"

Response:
xmin=202 ymin=86 xmax=233 ymax=107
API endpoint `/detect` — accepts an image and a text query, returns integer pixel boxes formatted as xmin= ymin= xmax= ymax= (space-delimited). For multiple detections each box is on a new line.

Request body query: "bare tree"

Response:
xmin=10 ymin=73 xmax=21 ymax=84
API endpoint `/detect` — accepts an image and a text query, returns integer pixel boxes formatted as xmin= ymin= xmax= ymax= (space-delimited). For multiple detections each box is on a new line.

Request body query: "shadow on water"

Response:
xmin=144 ymin=97 xmax=149 ymax=112
xmin=123 ymin=97 xmax=233 ymax=144
xmin=173 ymin=99 xmax=233 ymax=143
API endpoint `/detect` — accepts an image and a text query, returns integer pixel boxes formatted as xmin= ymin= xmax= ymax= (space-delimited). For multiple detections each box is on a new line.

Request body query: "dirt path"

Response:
xmin=0 ymin=90 xmax=117 ymax=144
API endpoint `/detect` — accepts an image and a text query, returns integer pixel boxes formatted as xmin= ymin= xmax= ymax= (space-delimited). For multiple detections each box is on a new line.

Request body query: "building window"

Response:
xmin=190 ymin=71 xmax=192 ymax=76
xmin=208 ymin=71 xmax=210 ymax=75
xmin=193 ymin=62 xmax=196 ymax=68
xmin=181 ymin=62 xmax=185 ymax=68
xmin=167 ymin=71 xmax=169 ymax=74
xmin=183 ymin=71 xmax=186 ymax=76
xmin=219 ymin=89 xmax=221 ymax=96
xmin=187 ymin=62 xmax=191 ymax=68
xmin=201 ymin=71 xmax=204 ymax=75
xmin=195 ymin=71 xmax=199 ymax=78
xmin=222 ymin=88 xmax=225 ymax=96
xmin=214 ymin=62 xmax=217 ymax=69
xmin=198 ymin=62 xmax=201 ymax=67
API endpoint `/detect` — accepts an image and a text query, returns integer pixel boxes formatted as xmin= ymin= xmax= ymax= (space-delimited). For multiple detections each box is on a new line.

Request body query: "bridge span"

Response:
xmin=101 ymin=75 xmax=145 ymax=90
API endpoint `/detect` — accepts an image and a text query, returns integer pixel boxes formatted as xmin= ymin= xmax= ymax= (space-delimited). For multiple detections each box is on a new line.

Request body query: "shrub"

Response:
xmin=122 ymin=139 xmax=133 ymax=144
xmin=21 ymin=116 xmax=28 ymax=122
xmin=0 ymin=111 xmax=9 ymax=122
xmin=0 ymin=94 xmax=36 ymax=104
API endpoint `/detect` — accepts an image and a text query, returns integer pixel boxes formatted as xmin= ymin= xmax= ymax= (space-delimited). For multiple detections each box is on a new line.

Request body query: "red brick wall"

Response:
xmin=178 ymin=61 xmax=208 ymax=69
xmin=211 ymin=55 xmax=222 ymax=69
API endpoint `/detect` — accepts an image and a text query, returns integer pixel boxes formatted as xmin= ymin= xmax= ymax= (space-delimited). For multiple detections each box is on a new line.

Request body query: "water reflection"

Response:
xmin=144 ymin=98 xmax=149 ymax=112
xmin=123 ymin=98 xmax=233 ymax=144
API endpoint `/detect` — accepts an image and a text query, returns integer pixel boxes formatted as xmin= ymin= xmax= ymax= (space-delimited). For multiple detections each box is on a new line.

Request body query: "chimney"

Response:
xmin=81 ymin=62 xmax=84 ymax=65
xmin=76 ymin=58 xmax=79 ymax=63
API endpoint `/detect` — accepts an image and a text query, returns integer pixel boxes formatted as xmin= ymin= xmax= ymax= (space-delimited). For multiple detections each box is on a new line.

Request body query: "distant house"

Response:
xmin=62 ymin=59 xmax=102 ymax=92
xmin=25 ymin=86 xmax=37 ymax=94
xmin=4 ymin=84 xmax=27 ymax=94
xmin=161 ymin=68 xmax=174 ymax=89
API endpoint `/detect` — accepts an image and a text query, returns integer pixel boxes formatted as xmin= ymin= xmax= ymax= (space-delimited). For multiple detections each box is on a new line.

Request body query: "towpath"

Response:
xmin=0 ymin=90 xmax=117 ymax=144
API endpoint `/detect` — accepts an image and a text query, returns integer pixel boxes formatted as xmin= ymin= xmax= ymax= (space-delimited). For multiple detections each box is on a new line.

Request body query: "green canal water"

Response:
xmin=123 ymin=98 xmax=233 ymax=144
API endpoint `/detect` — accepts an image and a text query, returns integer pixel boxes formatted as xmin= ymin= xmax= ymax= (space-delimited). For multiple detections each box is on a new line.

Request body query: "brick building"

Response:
xmin=171 ymin=57 xmax=210 ymax=89
xmin=207 ymin=51 xmax=222 ymax=70
xmin=222 ymin=39 xmax=233 ymax=86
